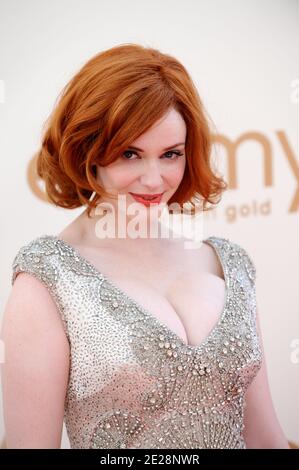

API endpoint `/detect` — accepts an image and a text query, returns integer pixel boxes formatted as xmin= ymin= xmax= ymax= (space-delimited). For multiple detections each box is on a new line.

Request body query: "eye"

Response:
xmin=163 ymin=150 xmax=184 ymax=159
xmin=122 ymin=150 xmax=138 ymax=160
xmin=122 ymin=150 xmax=184 ymax=160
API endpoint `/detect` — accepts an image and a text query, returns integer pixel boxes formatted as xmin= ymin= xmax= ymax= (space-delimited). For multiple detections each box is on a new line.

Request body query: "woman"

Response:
xmin=1 ymin=43 xmax=289 ymax=449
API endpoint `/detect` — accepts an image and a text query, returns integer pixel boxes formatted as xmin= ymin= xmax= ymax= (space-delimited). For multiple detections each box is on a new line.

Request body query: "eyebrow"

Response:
xmin=127 ymin=142 xmax=185 ymax=152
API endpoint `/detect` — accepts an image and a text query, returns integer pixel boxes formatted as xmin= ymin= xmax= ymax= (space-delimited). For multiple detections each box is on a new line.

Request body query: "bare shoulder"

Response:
xmin=1 ymin=272 xmax=70 ymax=448
xmin=2 ymin=271 xmax=70 ymax=352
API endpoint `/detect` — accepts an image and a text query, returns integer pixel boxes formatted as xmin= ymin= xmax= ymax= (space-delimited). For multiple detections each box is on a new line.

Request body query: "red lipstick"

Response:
xmin=129 ymin=192 xmax=164 ymax=206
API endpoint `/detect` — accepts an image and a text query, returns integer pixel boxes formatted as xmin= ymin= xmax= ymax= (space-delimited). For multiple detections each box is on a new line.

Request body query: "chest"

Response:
xmin=78 ymin=244 xmax=227 ymax=348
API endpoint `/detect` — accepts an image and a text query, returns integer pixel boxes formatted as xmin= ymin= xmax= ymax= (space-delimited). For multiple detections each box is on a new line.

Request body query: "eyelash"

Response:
xmin=122 ymin=150 xmax=184 ymax=161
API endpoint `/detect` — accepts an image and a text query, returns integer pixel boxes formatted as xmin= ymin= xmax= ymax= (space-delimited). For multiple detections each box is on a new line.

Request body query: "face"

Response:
xmin=95 ymin=107 xmax=187 ymax=221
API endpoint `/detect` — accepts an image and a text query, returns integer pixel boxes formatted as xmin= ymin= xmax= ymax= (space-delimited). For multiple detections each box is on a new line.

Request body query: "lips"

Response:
xmin=130 ymin=193 xmax=164 ymax=199
xmin=129 ymin=192 xmax=164 ymax=206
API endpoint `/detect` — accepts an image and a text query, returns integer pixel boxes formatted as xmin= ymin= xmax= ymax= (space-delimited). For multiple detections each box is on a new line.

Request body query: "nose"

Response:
xmin=139 ymin=159 xmax=164 ymax=189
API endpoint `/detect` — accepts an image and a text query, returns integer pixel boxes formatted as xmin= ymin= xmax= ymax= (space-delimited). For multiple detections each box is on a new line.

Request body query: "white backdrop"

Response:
xmin=0 ymin=0 xmax=298 ymax=447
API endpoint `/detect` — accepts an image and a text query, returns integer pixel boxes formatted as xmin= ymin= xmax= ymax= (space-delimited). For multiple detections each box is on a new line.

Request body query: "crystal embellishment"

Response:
xmin=11 ymin=234 xmax=262 ymax=449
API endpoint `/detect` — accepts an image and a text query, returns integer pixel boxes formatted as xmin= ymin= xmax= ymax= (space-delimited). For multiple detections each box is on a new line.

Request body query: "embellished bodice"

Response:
xmin=11 ymin=234 xmax=262 ymax=449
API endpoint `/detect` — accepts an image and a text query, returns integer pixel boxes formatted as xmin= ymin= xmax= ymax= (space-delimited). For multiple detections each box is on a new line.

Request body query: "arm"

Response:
xmin=243 ymin=304 xmax=290 ymax=449
xmin=1 ymin=272 xmax=70 ymax=448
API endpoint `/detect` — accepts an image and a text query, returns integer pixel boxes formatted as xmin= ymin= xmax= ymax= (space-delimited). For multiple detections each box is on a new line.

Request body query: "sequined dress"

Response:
xmin=11 ymin=234 xmax=262 ymax=449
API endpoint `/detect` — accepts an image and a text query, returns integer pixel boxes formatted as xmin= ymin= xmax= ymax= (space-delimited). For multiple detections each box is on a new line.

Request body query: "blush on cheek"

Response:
xmin=104 ymin=167 xmax=136 ymax=190
xmin=168 ymin=165 xmax=185 ymax=186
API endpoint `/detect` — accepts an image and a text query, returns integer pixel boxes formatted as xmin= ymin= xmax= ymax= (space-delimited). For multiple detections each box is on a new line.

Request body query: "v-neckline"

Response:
xmin=44 ymin=234 xmax=230 ymax=352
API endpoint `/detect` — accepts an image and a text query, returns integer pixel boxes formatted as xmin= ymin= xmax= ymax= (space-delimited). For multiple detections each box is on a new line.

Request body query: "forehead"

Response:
xmin=131 ymin=108 xmax=187 ymax=147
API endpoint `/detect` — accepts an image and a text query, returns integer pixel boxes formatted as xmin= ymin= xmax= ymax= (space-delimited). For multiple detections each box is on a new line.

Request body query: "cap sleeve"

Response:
xmin=11 ymin=237 xmax=58 ymax=290
xmin=230 ymin=239 xmax=257 ymax=286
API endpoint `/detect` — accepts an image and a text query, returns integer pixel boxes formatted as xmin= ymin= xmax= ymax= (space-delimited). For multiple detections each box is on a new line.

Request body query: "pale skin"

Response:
xmin=1 ymin=107 xmax=290 ymax=448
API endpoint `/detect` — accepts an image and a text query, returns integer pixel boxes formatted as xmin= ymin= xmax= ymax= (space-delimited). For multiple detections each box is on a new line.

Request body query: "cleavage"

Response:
xmin=109 ymin=271 xmax=226 ymax=347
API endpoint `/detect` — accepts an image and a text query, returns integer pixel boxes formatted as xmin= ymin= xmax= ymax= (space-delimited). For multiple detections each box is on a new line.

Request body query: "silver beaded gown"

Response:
xmin=11 ymin=234 xmax=262 ymax=449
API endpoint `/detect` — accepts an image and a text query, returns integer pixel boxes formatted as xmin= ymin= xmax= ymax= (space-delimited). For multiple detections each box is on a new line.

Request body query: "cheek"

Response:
xmin=98 ymin=166 xmax=136 ymax=189
xmin=166 ymin=160 xmax=186 ymax=186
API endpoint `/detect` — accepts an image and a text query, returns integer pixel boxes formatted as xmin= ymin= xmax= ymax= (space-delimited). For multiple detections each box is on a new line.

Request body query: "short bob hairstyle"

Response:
xmin=36 ymin=43 xmax=227 ymax=218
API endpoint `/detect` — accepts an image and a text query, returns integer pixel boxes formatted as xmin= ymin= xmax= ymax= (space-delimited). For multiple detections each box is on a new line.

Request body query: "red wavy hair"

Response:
xmin=35 ymin=43 xmax=227 ymax=218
